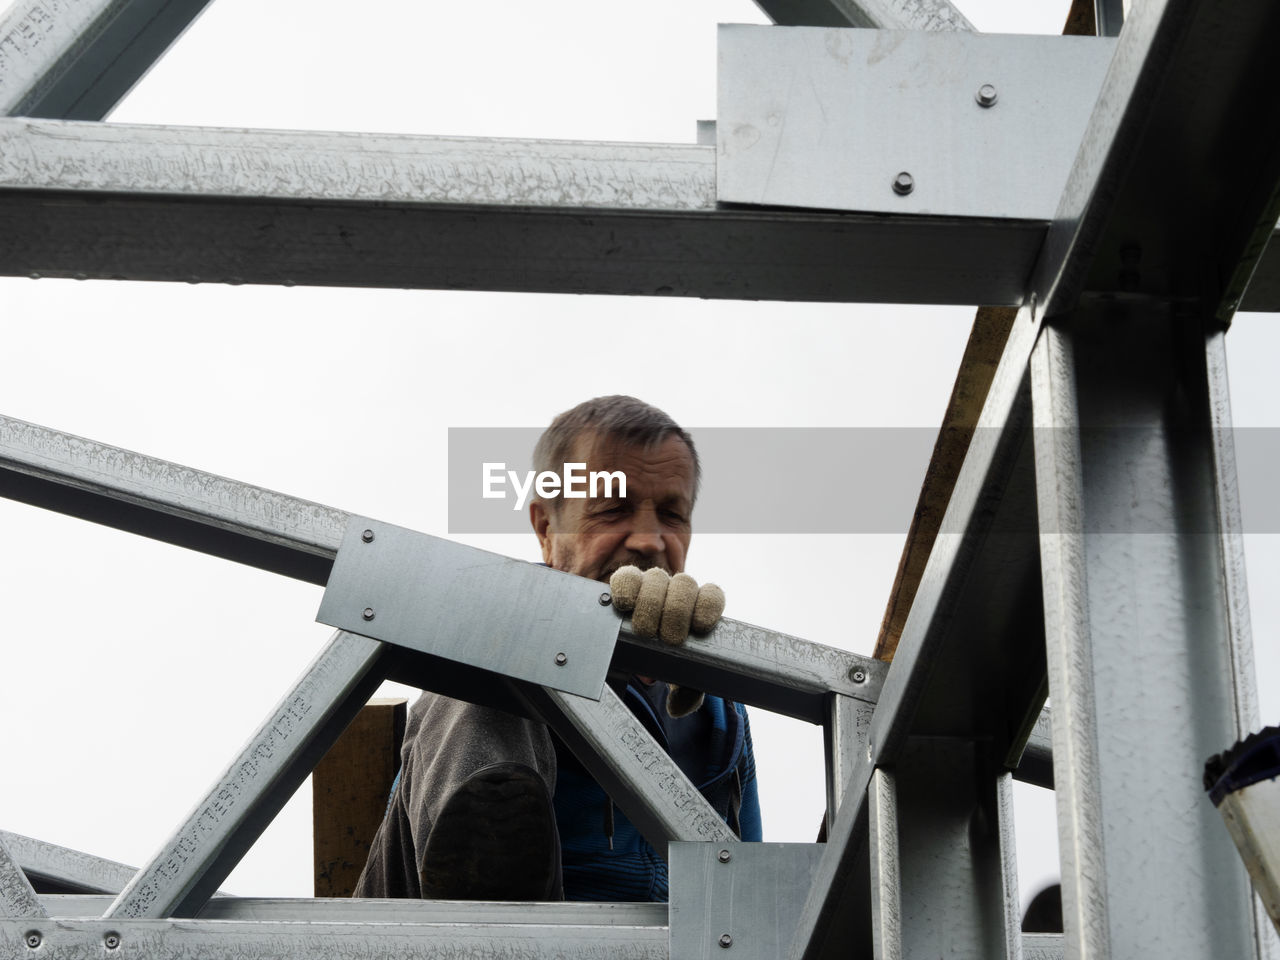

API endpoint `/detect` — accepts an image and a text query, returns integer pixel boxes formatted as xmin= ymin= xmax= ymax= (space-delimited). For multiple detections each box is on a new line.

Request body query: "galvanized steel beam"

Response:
xmin=0 ymin=415 xmax=889 ymax=723
xmin=0 ymin=116 xmax=1041 ymax=303
xmin=42 ymin=895 xmax=667 ymax=924
xmin=0 ymin=834 xmax=45 ymax=918
xmin=0 ymin=0 xmax=213 ymax=120
xmin=520 ymin=684 xmax=737 ymax=856
xmin=104 ymin=631 xmax=388 ymax=919
xmin=0 ymin=916 xmax=668 ymax=960
xmin=0 ymin=832 xmax=140 ymax=896
xmin=751 ymin=0 xmax=972 ymax=31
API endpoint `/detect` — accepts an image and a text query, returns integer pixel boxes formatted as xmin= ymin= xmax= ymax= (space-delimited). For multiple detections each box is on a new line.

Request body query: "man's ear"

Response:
xmin=529 ymin=499 xmax=554 ymax=564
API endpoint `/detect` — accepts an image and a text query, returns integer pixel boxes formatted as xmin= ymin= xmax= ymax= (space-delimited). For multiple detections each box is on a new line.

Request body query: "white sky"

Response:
xmin=1 ymin=0 xmax=1275 ymax=919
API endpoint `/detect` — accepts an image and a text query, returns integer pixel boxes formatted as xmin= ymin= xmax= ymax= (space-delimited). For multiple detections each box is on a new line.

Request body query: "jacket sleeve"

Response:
xmin=736 ymin=706 xmax=764 ymax=841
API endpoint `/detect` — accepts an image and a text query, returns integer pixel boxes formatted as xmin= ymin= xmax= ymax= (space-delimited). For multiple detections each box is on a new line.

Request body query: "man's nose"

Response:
xmin=624 ymin=510 xmax=666 ymax=558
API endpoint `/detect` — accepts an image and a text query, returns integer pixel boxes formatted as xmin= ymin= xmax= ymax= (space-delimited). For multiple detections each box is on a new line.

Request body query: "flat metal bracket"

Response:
xmin=669 ymin=843 xmax=824 ymax=960
xmin=718 ymin=26 xmax=1115 ymax=220
xmin=317 ymin=518 xmax=618 ymax=699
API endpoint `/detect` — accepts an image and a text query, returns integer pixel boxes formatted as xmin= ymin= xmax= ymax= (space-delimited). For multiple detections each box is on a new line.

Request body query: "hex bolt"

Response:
xmin=24 ymin=932 xmax=41 ymax=949
xmin=361 ymin=529 xmax=375 ymax=543
xmin=719 ymin=934 xmax=734 ymax=949
xmin=975 ymin=83 xmax=998 ymax=107
xmin=104 ymin=933 xmax=121 ymax=950
xmin=599 ymin=592 xmax=612 ymax=606
xmin=892 ymin=171 xmax=914 ymax=196
xmin=850 ymin=668 xmax=867 ymax=684
xmin=718 ymin=848 xmax=732 ymax=863
xmin=362 ymin=607 xmax=375 ymax=621
xmin=555 ymin=652 xmax=568 ymax=666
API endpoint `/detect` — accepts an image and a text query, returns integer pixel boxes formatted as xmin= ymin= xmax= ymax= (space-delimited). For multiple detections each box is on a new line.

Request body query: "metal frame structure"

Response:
xmin=2 ymin=0 xmax=1278 ymax=959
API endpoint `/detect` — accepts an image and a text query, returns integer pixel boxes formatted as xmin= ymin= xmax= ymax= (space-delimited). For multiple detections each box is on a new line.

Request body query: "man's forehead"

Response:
xmin=569 ymin=432 xmax=695 ymax=490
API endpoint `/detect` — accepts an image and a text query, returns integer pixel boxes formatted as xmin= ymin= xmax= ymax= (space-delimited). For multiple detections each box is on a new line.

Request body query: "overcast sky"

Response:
xmin=1 ymin=0 xmax=1274 ymax=917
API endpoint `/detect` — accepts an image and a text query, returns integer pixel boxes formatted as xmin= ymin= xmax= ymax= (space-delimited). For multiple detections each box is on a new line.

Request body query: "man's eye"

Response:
xmin=662 ymin=510 xmax=688 ymax=524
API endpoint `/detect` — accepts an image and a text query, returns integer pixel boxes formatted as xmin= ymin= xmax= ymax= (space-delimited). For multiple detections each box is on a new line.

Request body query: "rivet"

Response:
xmin=719 ymin=934 xmax=734 ymax=949
xmin=362 ymin=607 xmax=375 ymax=621
xmin=555 ymin=652 xmax=568 ymax=666
xmin=599 ymin=592 xmax=612 ymax=606
xmin=850 ymin=668 xmax=867 ymax=684
xmin=361 ymin=529 xmax=375 ymax=543
xmin=892 ymin=171 xmax=914 ymax=196
xmin=976 ymin=83 xmax=998 ymax=107
xmin=104 ymin=932 xmax=121 ymax=950
xmin=717 ymin=848 xmax=732 ymax=863
xmin=24 ymin=932 xmax=41 ymax=949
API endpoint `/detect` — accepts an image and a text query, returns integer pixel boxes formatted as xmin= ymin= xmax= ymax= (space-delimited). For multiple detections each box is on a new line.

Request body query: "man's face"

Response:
xmin=530 ymin=432 xmax=695 ymax=583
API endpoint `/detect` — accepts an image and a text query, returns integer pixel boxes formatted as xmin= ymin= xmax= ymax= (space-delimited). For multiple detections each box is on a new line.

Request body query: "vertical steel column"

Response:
xmin=1030 ymin=313 xmax=1260 ymax=960
xmin=873 ymin=741 xmax=1020 ymax=958
xmin=824 ymin=694 xmax=873 ymax=831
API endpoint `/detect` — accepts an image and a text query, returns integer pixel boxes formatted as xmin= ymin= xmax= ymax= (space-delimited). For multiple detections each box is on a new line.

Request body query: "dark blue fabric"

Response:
xmin=551 ymin=679 xmax=762 ymax=902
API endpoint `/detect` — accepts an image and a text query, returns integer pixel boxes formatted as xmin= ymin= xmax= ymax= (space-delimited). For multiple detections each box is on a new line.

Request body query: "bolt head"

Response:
xmin=362 ymin=607 xmax=375 ymax=621
xmin=361 ymin=529 xmax=375 ymax=543
xmin=851 ymin=669 xmax=867 ymax=684
xmin=976 ymin=83 xmax=998 ymax=107
xmin=599 ymin=592 xmax=612 ymax=606
xmin=717 ymin=848 xmax=732 ymax=863
xmin=25 ymin=932 xmax=41 ymax=949
xmin=892 ymin=171 xmax=914 ymax=195
xmin=104 ymin=933 xmax=121 ymax=950
xmin=719 ymin=934 xmax=734 ymax=948
xmin=555 ymin=652 xmax=568 ymax=666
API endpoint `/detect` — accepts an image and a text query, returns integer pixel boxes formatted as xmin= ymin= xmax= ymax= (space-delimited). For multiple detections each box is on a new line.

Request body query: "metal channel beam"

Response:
xmin=0 ymin=834 xmax=45 ymax=918
xmin=0 ymin=916 xmax=667 ymax=960
xmin=43 ymin=896 xmax=667 ymax=924
xmin=105 ymin=631 xmax=388 ymax=919
xmin=0 ymin=832 xmax=140 ymax=896
xmin=0 ymin=0 xmax=213 ymax=120
xmin=751 ymin=0 xmax=972 ymax=30
xmin=0 ymin=415 xmax=888 ymax=723
xmin=0 ymin=117 xmax=1042 ymax=304
xmin=520 ymin=684 xmax=737 ymax=857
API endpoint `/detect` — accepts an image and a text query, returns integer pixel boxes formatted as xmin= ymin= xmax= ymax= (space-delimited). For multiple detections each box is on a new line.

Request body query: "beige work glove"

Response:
xmin=608 ymin=565 xmax=726 ymax=718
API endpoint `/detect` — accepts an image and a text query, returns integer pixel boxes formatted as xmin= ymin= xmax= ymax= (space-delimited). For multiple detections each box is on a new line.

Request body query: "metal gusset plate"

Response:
xmin=318 ymin=518 xmax=619 ymax=700
xmin=0 ymin=833 xmax=45 ymax=918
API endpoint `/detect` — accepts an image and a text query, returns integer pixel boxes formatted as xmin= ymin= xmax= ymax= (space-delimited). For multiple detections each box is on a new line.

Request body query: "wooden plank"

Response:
xmin=312 ymin=697 xmax=407 ymax=898
xmin=872 ymin=0 xmax=1098 ymax=662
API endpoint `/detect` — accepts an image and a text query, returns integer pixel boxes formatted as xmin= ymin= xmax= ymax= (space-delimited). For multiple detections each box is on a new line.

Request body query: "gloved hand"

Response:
xmin=607 ymin=566 xmax=726 ymax=718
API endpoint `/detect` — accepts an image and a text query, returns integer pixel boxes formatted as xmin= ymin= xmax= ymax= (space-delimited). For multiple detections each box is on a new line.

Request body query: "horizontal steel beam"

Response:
xmin=0 ymin=0 xmax=213 ymax=120
xmin=41 ymin=895 xmax=667 ymax=924
xmin=0 ymin=117 xmax=1040 ymax=304
xmin=0 ymin=916 xmax=668 ymax=960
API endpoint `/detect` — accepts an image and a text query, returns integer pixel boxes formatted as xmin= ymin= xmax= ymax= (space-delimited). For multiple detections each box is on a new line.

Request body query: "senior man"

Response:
xmin=354 ymin=396 xmax=761 ymax=902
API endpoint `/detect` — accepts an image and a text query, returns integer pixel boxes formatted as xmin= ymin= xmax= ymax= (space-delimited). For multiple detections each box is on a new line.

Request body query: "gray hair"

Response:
xmin=532 ymin=395 xmax=700 ymax=508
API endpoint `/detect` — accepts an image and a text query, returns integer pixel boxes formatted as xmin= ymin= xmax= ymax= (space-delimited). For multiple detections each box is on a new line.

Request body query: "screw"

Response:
xmin=975 ymin=83 xmax=998 ymax=107
xmin=892 ymin=171 xmax=914 ymax=196
xmin=104 ymin=933 xmax=121 ymax=950
xmin=361 ymin=529 xmax=375 ymax=543
xmin=555 ymin=652 xmax=568 ymax=666
xmin=599 ymin=592 xmax=612 ymax=606
xmin=850 ymin=668 xmax=867 ymax=684
xmin=717 ymin=848 xmax=732 ymax=863
xmin=719 ymin=934 xmax=734 ymax=949
xmin=362 ymin=607 xmax=375 ymax=621
xmin=24 ymin=932 xmax=41 ymax=949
